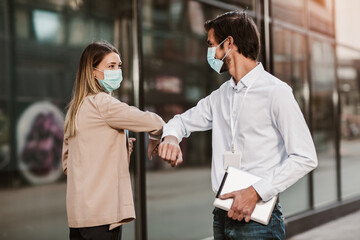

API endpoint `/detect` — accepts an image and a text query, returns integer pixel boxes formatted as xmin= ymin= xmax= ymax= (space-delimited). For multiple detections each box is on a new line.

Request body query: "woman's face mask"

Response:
xmin=207 ymin=38 xmax=231 ymax=74
xmin=94 ymin=68 xmax=123 ymax=92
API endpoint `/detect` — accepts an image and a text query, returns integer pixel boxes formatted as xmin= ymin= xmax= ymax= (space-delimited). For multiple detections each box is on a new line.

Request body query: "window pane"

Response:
xmin=309 ymin=0 xmax=334 ymax=36
xmin=0 ymin=0 xmax=8 ymax=97
xmin=273 ymin=27 xmax=310 ymax=215
xmin=2 ymin=1 xmax=135 ymax=239
xmin=272 ymin=0 xmax=305 ymax=27
xmin=335 ymin=0 xmax=360 ymax=50
xmin=33 ymin=10 xmax=65 ymax=44
xmin=143 ymin=1 xmax=234 ymax=238
xmin=311 ymin=39 xmax=337 ymax=208
xmin=337 ymin=46 xmax=360 ymax=199
xmin=273 ymin=27 xmax=308 ymax=111
xmin=0 ymin=0 xmax=4 ymax=36
xmin=0 ymin=0 xmax=10 ymax=175
xmin=219 ymin=0 xmax=256 ymax=11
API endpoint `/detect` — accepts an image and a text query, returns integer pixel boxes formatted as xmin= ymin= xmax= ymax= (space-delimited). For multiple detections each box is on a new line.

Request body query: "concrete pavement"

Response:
xmin=289 ymin=209 xmax=360 ymax=240
xmin=1 ymin=167 xmax=360 ymax=239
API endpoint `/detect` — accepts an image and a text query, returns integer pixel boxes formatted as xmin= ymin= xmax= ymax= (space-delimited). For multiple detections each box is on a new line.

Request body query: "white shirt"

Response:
xmin=162 ymin=63 xmax=318 ymax=201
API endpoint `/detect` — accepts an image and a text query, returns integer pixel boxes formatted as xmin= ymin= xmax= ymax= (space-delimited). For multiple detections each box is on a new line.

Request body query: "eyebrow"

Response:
xmin=107 ymin=61 xmax=122 ymax=65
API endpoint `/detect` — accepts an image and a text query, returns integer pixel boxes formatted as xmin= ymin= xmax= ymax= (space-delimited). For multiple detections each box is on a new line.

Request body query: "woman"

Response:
xmin=62 ymin=41 xmax=164 ymax=240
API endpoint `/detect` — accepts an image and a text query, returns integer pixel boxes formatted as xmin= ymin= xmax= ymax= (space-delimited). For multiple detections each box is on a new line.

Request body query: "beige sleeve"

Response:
xmin=94 ymin=93 xmax=164 ymax=138
xmin=62 ymin=136 xmax=68 ymax=175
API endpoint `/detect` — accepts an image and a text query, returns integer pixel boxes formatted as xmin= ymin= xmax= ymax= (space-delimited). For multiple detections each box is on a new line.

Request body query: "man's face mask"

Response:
xmin=207 ymin=38 xmax=231 ymax=74
xmin=94 ymin=68 xmax=123 ymax=92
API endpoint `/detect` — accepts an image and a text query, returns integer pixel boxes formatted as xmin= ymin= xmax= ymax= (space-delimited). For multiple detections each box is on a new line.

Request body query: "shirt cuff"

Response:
xmin=252 ymin=178 xmax=276 ymax=202
xmin=161 ymin=129 xmax=182 ymax=143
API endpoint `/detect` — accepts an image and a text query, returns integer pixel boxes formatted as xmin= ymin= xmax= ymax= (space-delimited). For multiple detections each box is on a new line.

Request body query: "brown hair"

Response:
xmin=204 ymin=11 xmax=260 ymax=60
xmin=64 ymin=41 xmax=120 ymax=138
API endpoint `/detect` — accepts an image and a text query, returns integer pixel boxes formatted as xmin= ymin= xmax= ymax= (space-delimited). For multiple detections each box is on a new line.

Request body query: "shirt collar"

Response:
xmin=229 ymin=62 xmax=264 ymax=92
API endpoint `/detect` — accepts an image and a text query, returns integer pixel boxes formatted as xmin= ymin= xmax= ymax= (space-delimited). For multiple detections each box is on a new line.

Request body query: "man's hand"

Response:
xmin=147 ymin=139 xmax=160 ymax=160
xmin=158 ymin=135 xmax=183 ymax=167
xmin=219 ymin=186 xmax=260 ymax=222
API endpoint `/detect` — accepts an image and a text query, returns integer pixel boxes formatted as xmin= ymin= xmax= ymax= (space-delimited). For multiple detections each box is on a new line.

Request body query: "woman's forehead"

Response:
xmin=102 ymin=52 xmax=121 ymax=63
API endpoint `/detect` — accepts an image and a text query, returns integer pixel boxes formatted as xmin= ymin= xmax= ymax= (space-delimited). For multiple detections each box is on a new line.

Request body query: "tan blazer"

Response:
xmin=62 ymin=92 xmax=164 ymax=230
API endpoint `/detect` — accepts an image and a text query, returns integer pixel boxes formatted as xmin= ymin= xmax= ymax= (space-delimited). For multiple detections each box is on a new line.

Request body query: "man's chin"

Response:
xmin=220 ymin=65 xmax=228 ymax=74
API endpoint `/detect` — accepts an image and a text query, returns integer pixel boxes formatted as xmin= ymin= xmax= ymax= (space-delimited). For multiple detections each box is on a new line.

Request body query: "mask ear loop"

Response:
xmin=94 ymin=68 xmax=104 ymax=81
xmin=94 ymin=68 xmax=104 ymax=73
xmin=216 ymin=37 xmax=232 ymax=60
xmin=216 ymin=38 xmax=228 ymax=48
xmin=221 ymin=48 xmax=232 ymax=61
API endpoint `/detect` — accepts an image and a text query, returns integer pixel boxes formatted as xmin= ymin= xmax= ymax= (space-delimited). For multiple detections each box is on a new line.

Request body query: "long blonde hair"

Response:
xmin=64 ymin=41 xmax=120 ymax=138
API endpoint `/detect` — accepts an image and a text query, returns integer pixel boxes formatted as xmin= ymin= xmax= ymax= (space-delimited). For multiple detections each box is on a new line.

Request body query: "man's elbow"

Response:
xmin=308 ymin=155 xmax=318 ymax=171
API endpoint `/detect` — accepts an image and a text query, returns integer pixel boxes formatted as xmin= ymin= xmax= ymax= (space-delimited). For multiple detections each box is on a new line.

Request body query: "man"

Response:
xmin=158 ymin=11 xmax=317 ymax=239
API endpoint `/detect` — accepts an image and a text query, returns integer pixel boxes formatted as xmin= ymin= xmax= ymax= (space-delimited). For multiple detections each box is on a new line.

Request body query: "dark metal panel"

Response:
xmin=132 ymin=0 xmax=147 ymax=239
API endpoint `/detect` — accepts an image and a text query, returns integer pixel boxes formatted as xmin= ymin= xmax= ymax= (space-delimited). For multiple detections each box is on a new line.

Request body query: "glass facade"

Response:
xmin=338 ymin=46 xmax=360 ymax=200
xmin=272 ymin=0 xmax=305 ymax=27
xmin=310 ymin=39 xmax=338 ymax=207
xmin=273 ymin=26 xmax=311 ymax=216
xmin=143 ymin=2 xmax=234 ymax=238
xmin=1 ymin=0 xmax=360 ymax=239
xmin=335 ymin=0 xmax=360 ymax=201
xmin=0 ymin=0 xmax=10 ymax=187
xmin=1 ymin=0 xmax=135 ymax=239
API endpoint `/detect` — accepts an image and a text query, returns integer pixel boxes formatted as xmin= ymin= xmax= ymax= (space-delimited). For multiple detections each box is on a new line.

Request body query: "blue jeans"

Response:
xmin=213 ymin=203 xmax=285 ymax=240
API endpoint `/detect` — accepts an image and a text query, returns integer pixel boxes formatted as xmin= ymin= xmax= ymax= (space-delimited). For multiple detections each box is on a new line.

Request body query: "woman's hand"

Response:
xmin=128 ymin=138 xmax=136 ymax=155
xmin=148 ymin=139 xmax=160 ymax=160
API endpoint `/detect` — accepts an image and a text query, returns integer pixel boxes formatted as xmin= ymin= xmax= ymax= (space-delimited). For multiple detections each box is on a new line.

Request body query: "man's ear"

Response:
xmin=227 ymin=36 xmax=234 ymax=46
xmin=228 ymin=36 xmax=238 ymax=51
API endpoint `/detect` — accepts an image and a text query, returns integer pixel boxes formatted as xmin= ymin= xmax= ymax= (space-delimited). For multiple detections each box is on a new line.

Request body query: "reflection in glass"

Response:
xmin=15 ymin=9 xmax=30 ymax=39
xmin=220 ymin=0 xmax=256 ymax=11
xmin=1 ymin=0 xmax=135 ymax=239
xmin=335 ymin=0 xmax=360 ymax=51
xmin=0 ymin=0 xmax=7 ymax=97
xmin=143 ymin=1 xmax=227 ymax=238
xmin=33 ymin=10 xmax=65 ymax=44
xmin=337 ymin=46 xmax=360 ymax=199
xmin=273 ymin=27 xmax=307 ymax=111
xmin=273 ymin=27 xmax=310 ymax=216
xmin=16 ymin=101 xmax=64 ymax=184
xmin=68 ymin=17 xmax=113 ymax=46
xmin=0 ymin=105 xmax=10 ymax=171
xmin=0 ymin=0 xmax=4 ymax=35
xmin=311 ymin=39 xmax=337 ymax=208
xmin=309 ymin=0 xmax=334 ymax=36
xmin=272 ymin=0 xmax=305 ymax=27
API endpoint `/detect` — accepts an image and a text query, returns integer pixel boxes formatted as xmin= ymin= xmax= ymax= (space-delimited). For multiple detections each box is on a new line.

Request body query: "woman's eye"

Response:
xmin=118 ymin=65 xmax=122 ymax=69
xmin=109 ymin=65 xmax=114 ymax=68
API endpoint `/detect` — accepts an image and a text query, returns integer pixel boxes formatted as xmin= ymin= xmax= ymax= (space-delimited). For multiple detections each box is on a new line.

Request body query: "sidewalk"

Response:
xmin=289 ymin=209 xmax=360 ymax=240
